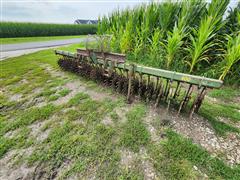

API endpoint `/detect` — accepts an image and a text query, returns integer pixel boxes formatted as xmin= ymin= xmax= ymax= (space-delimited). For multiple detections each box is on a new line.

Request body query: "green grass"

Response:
xmin=120 ymin=105 xmax=150 ymax=152
xmin=58 ymin=88 xmax=71 ymax=97
xmin=36 ymin=88 xmax=71 ymax=102
xmin=200 ymin=89 xmax=240 ymax=136
xmin=208 ymin=86 xmax=240 ymax=102
xmin=148 ymin=130 xmax=240 ymax=179
xmin=200 ymin=110 xmax=239 ymax=136
xmin=0 ymin=35 xmax=86 ymax=45
xmin=199 ymin=100 xmax=240 ymax=136
xmin=202 ymin=101 xmax=240 ymax=122
xmin=0 ymin=127 xmax=34 ymax=158
xmin=67 ymin=92 xmax=90 ymax=107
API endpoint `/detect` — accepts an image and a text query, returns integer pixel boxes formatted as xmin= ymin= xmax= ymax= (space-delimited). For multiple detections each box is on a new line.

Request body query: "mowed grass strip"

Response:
xmin=0 ymin=35 xmax=86 ymax=44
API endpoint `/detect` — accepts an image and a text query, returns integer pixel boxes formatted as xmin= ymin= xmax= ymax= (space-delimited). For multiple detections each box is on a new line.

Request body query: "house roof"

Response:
xmin=74 ymin=19 xmax=98 ymax=24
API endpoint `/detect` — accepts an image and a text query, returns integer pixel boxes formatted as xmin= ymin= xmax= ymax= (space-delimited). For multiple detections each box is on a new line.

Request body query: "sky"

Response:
xmin=1 ymin=0 xmax=239 ymax=24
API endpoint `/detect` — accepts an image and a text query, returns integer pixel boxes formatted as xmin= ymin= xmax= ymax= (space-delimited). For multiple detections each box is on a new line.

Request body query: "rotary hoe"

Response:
xmin=55 ymin=35 xmax=223 ymax=118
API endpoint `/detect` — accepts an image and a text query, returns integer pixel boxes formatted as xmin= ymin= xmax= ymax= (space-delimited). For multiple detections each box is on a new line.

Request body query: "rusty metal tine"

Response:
xmin=167 ymin=81 xmax=173 ymax=113
xmin=155 ymin=77 xmax=159 ymax=92
xmin=182 ymin=84 xmax=193 ymax=109
xmin=127 ymin=64 xmax=134 ymax=103
xmin=177 ymin=86 xmax=189 ymax=115
xmin=182 ymin=84 xmax=192 ymax=105
xmin=176 ymin=83 xmax=182 ymax=100
xmin=163 ymin=79 xmax=169 ymax=98
xmin=155 ymin=80 xmax=163 ymax=107
xmin=165 ymin=80 xmax=172 ymax=101
xmin=195 ymin=87 xmax=207 ymax=113
xmin=177 ymin=100 xmax=184 ymax=116
xmin=119 ymin=68 xmax=123 ymax=75
xmin=147 ymin=75 xmax=150 ymax=87
xmin=167 ymin=98 xmax=171 ymax=113
xmin=111 ymin=67 xmax=117 ymax=89
xmin=146 ymin=75 xmax=151 ymax=102
xmin=138 ymin=73 xmax=143 ymax=96
xmin=189 ymin=86 xmax=203 ymax=119
xmin=117 ymin=77 xmax=122 ymax=93
xmin=173 ymin=81 xmax=180 ymax=99
xmin=177 ymin=92 xmax=185 ymax=115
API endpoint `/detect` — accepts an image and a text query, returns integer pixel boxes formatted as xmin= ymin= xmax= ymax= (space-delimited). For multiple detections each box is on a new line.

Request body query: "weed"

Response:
xmin=58 ymin=88 xmax=71 ymax=97
xmin=48 ymin=94 xmax=60 ymax=101
xmin=67 ymin=93 xmax=90 ymax=107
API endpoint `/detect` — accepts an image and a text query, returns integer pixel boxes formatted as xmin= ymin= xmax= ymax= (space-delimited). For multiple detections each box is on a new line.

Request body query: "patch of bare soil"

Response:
xmin=0 ymin=116 xmax=64 ymax=180
xmin=29 ymin=120 xmax=51 ymax=143
xmin=44 ymin=65 xmax=66 ymax=78
xmin=4 ymin=128 xmax=21 ymax=139
xmin=4 ymin=86 xmax=45 ymax=109
xmin=235 ymin=96 xmax=240 ymax=104
xmin=53 ymin=81 xmax=117 ymax=106
xmin=31 ymin=162 xmax=63 ymax=180
xmin=19 ymin=79 xmax=29 ymax=84
xmin=120 ymin=148 xmax=158 ymax=179
xmin=120 ymin=149 xmax=137 ymax=169
xmin=54 ymin=160 xmax=75 ymax=180
xmin=9 ymin=93 xmax=22 ymax=102
xmin=102 ymin=104 xmax=132 ymax=127
xmin=115 ymin=105 xmax=131 ymax=124
xmin=0 ymin=117 xmax=57 ymax=179
xmin=144 ymin=106 xmax=167 ymax=142
xmin=24 ymin=95 xmax=46 ymax=108
xmin=218 ymin=116 xmax=240 ymax=129
xmin=0 ymin=148 xmax=35 ymax=180
xmin=102 ymin=115 xmax=113 ymax=126
xmin=167 ymin=109 xmax=240 ymax=166
xmin=41 ymin=64 xmax=118 ymax=105
xmin=139 ymin=148 xmax=159 ymax=180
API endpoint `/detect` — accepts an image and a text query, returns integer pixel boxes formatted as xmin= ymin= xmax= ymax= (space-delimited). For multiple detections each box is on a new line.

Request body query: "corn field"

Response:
xmin=0 ymin=22 xmax=97 ymax=38
xmin=98 ymin=0 xmax=240 ymax=85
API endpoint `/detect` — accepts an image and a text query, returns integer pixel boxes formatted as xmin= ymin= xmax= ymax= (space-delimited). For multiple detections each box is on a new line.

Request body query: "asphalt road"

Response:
xmin=1 ymin=38 xmax=85 ymax=52
xmin=0 ymin=38 xmax=85 ymax=60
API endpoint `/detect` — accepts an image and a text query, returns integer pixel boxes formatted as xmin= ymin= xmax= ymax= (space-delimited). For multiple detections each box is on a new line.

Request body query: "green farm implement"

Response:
xmin=55 ymin=36 xmax=223 ymax=118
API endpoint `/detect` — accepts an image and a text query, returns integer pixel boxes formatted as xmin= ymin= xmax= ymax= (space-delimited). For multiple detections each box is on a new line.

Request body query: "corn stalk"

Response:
xmin=186 ymin=0 xmax=229 ymax=73
xmin=162 ymin=25 xmax=184 ymax=69
xmin=148 ymin=28 xmax=163 ymax=66
xmin=219 ymin=17 xmax=240 ymax=81
xmin=161 ymin=0 xmax=202 ymax=69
